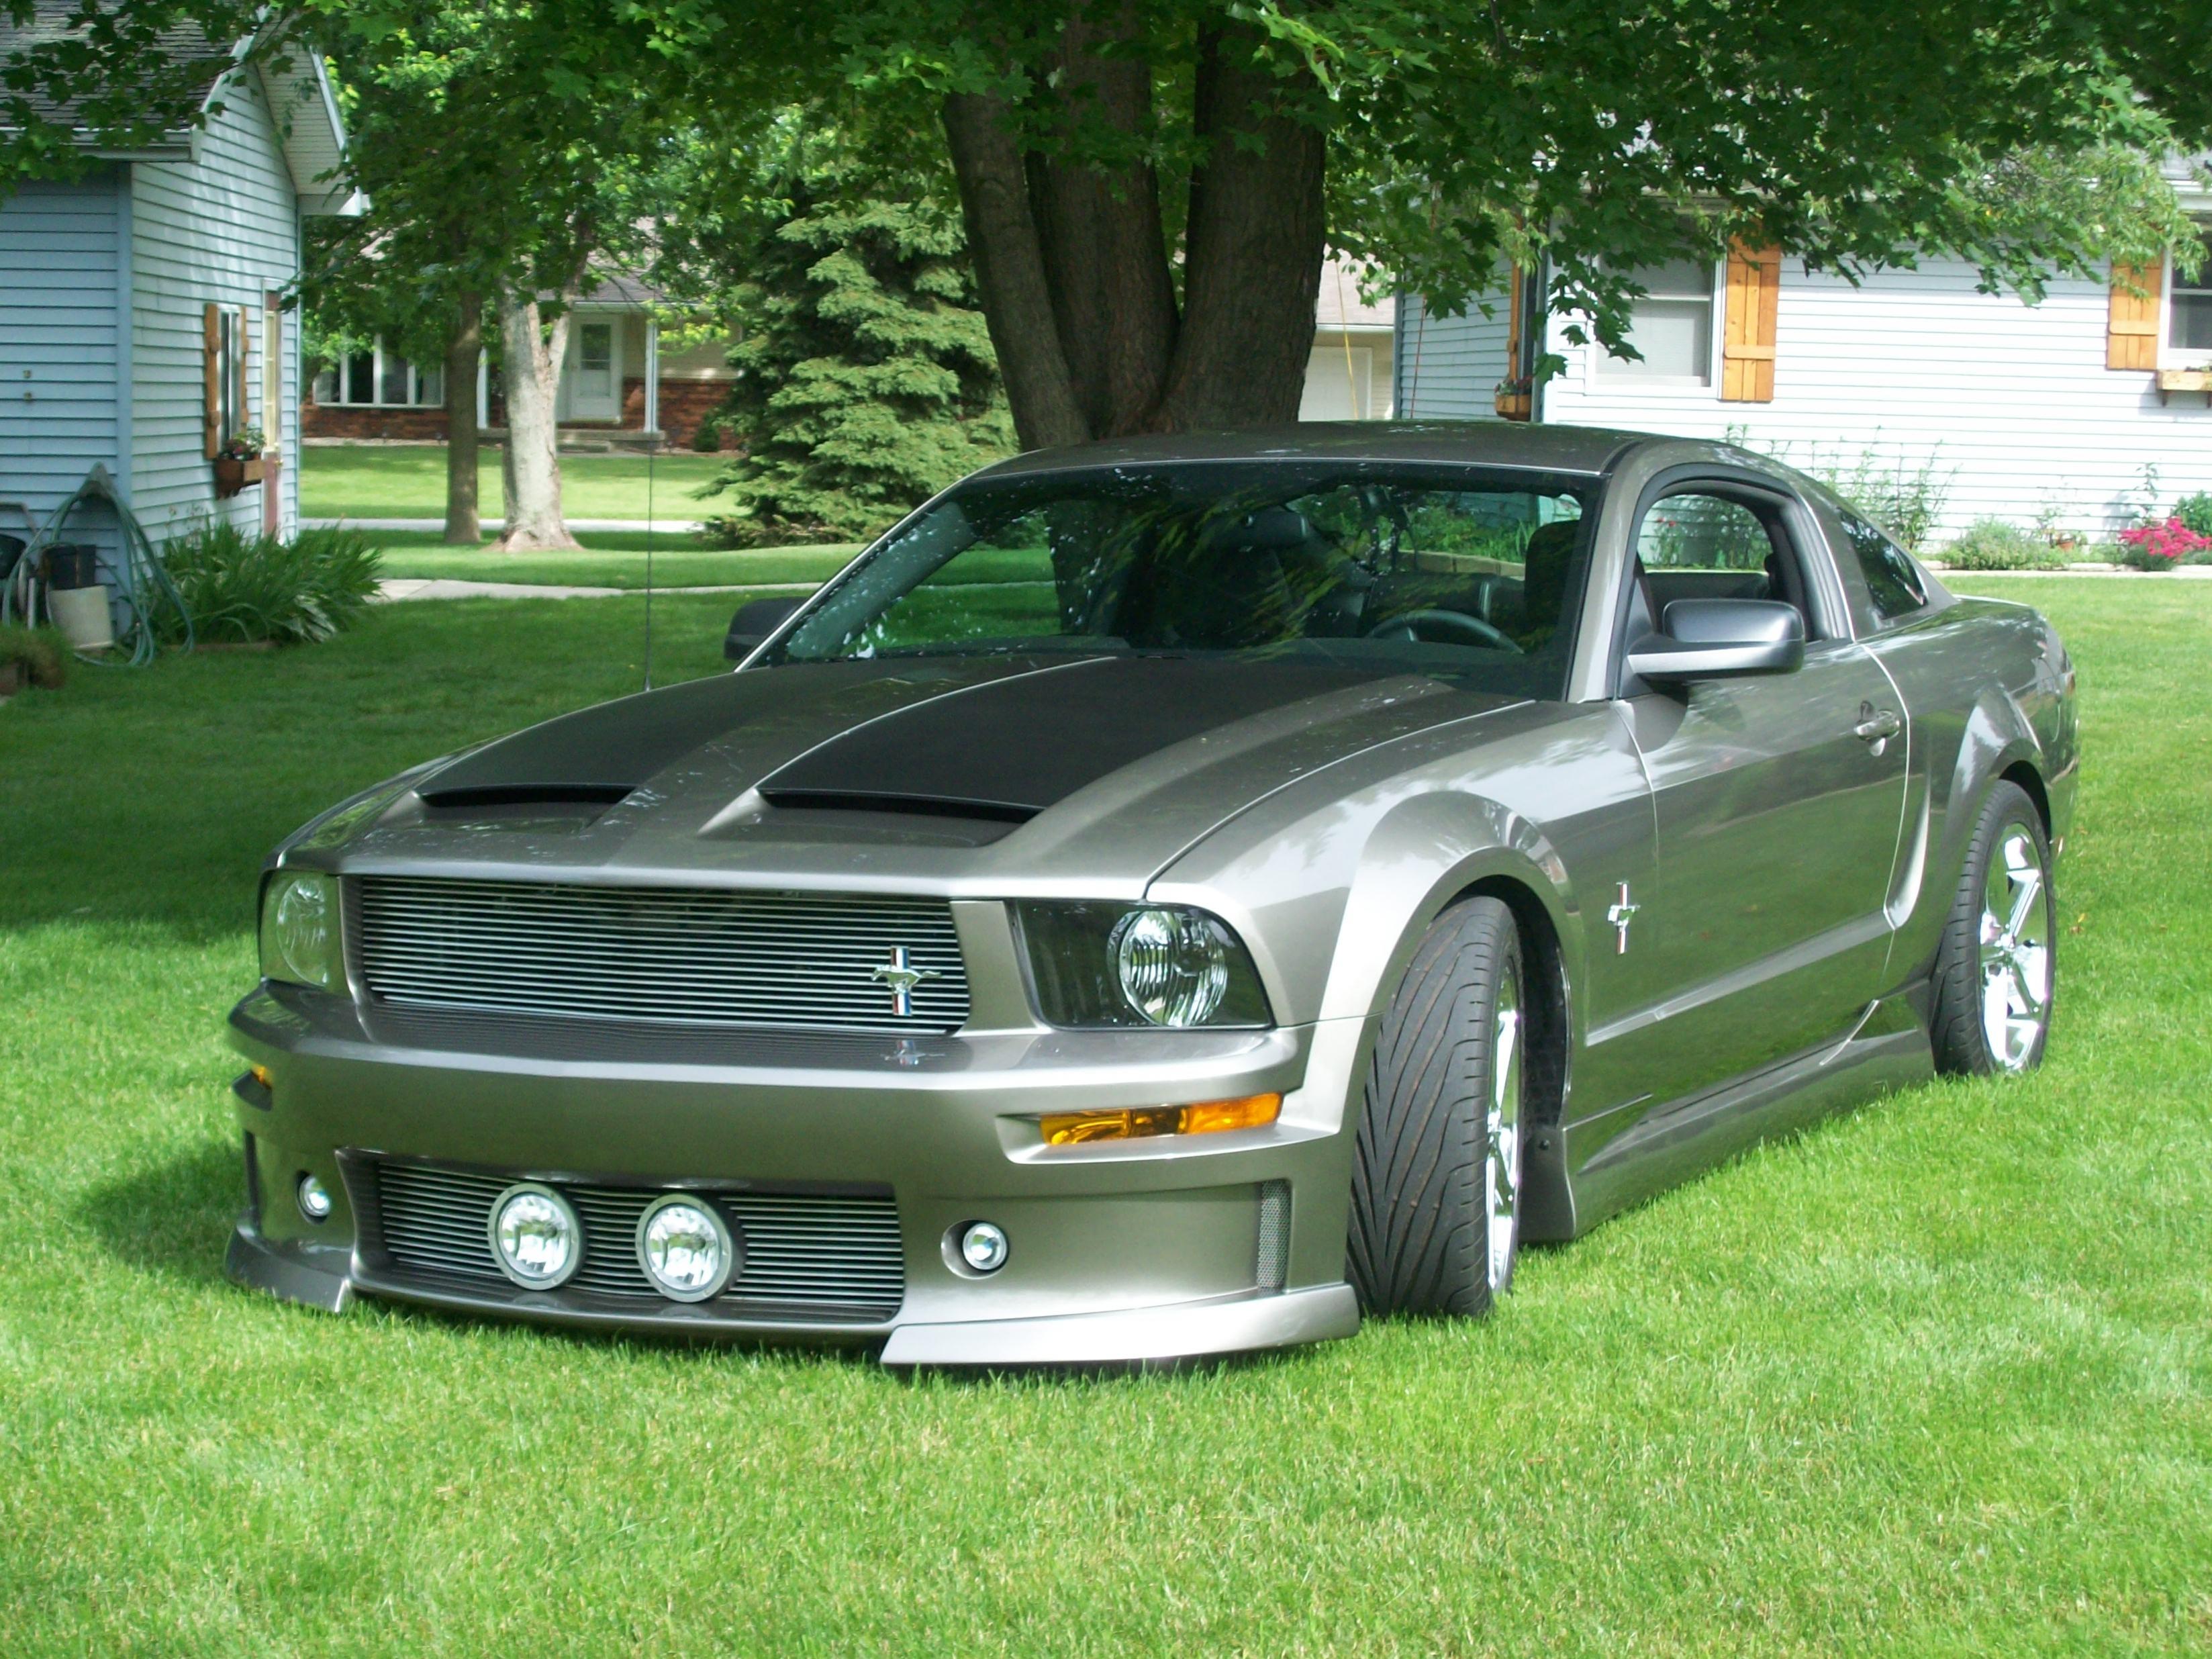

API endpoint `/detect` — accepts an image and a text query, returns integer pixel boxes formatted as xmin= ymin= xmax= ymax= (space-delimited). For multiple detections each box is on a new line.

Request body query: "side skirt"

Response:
xmin=1558 ymin=989 xmax=1933 ymax=1238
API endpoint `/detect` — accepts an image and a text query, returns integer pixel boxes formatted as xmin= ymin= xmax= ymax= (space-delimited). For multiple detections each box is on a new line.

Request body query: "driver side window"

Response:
xmin=1634 ymin=490 xmax=1817 ymax=637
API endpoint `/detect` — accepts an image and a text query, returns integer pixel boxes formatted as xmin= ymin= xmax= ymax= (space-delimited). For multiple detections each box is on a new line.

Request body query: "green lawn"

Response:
xmin=369 ymin=530 xmax=863 ymax=591
xmin=300 ymin=442 xmax=730 ymax=522
xmin=1 ymin=581 xmax=2207 ymax=1653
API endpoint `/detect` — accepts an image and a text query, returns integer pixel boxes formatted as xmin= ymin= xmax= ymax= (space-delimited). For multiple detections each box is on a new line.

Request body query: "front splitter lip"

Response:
xmin=226 ymin=1221 xmax=1360 ymax=1364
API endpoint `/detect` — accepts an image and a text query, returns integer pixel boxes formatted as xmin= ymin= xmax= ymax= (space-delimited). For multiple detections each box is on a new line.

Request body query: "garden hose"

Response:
xmin=3 ymin=464 xmax=193 ymax=666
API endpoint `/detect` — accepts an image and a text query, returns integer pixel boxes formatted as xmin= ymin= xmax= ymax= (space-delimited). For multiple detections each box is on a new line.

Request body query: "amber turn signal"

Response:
xmin=1040 ymin=1092 xmax=1282 ymax=1146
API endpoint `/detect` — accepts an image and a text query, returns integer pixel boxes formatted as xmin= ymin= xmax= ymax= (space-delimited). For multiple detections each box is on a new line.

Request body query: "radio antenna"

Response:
xmin=642 ymin=429 xmax=657 ymax=691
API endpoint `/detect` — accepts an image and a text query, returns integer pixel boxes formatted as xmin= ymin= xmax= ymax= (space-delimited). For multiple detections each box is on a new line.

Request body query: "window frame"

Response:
xmin=1606 ymin=469 xmax=1855 ymax=695
xmin=312 ymin=335 xmax=442 ymax=408
xmin=2160 ymin=226 xmax=2212 ymax=366
xmin=1587 ymin=258 xmax=1723 ymax=391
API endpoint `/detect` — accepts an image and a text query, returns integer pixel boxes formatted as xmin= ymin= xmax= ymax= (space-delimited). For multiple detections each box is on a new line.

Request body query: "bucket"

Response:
xmin=48 ymin=585 xmax=114 ymax=653
xmin=44 ymin=544 xmax=101 ymax=590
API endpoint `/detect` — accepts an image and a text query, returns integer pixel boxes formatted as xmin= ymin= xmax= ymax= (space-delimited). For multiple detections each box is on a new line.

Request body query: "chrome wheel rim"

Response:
xmin=1485 ymin=966 xmax=1524 ymax=1293
xmin=1978 ymin=820 xmax=2052 ymax=1071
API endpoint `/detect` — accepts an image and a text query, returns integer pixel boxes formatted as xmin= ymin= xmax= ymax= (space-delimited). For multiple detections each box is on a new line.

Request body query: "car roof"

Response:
xmin=971 ymin=421 xmax=1672 ymax=483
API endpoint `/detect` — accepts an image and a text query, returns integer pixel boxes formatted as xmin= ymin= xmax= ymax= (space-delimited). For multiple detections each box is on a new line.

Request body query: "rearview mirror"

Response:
xmin=1626 ymin=598 xmax=1805 ymax=683
xmin=724 ymin=596 xmax=802 ymax=662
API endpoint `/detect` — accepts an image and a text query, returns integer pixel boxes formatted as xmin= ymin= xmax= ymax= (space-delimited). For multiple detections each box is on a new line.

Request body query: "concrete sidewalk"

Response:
xmin=311 ymin=516 xmax=708 ymax=535
xmin=375 ymin=577 xmax=812 ymax=603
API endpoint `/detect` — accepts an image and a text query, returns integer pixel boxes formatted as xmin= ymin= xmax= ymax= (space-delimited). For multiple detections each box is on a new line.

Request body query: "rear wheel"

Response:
xmin=1348 ymin=897 xmax=1525 ymax=1318
xmin=1931 ymin=780 xmax=2055 ymax=1075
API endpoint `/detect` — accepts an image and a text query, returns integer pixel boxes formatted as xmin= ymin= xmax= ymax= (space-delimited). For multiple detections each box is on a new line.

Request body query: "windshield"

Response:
xmin=765 ymin=462 xmax=1597 ymax=697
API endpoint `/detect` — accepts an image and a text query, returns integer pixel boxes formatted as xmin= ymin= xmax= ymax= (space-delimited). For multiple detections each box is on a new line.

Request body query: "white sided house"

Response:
xmin=0 ymin=9 xmax=352 ymax=567
xmin=1395 ymin=158 xmax=2212 ymax=542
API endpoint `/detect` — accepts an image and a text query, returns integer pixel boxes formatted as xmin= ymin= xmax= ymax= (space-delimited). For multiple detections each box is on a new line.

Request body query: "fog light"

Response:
xmin=959 ymin=1221 xmax=1009 ymax=1274
xmin=488 ymin=1183 xmax=583 ymax=1290
xmin=635 ymin=1195 xmax=737 ymax=1302
xmin=295 ymin=1173 xmax=332 ymax=1223
xmin=1039 ymin=1092 xmax=1282 ymax=1146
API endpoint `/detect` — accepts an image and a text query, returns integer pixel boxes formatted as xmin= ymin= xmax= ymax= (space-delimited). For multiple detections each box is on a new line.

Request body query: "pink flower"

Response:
xmin=2117 ymin=517 xmax=2211 ymax=564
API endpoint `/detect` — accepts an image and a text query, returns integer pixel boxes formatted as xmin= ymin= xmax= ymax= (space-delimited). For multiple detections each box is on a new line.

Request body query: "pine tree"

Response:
xmin=707 ymin=184 xmax=1014 ymax=546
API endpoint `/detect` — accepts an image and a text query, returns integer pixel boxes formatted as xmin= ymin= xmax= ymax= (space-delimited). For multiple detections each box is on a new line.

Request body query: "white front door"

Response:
xmin=559 ymin=318 xmax=622 ymax=421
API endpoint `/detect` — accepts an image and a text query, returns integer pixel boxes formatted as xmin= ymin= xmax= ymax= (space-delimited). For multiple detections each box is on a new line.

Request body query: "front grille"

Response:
xmin=354 ymin=876 xmax=969 ymax=1035
xmin=369 ymin=1162 xmax=906 ymax=1321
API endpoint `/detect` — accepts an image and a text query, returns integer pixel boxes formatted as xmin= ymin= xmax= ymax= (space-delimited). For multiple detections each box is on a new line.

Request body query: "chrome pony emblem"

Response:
xmin=869 ymin=947 xmax=941 ymax=1016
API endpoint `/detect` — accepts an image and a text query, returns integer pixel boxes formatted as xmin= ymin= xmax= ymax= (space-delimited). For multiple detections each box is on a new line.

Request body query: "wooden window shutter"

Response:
xmin=203 ymin=303 xmax=222 ymax=457
xmin=2107 ymin=260 xmax=2162 ymax=370
xmin=1721 ymin=243 xmax=1781 ymax=401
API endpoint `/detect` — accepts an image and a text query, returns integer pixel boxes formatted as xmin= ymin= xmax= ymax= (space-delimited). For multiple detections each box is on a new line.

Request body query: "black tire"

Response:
xmin=1348 ymin=896 xmax=1526 ymax=1318
xmin=1930 ymin=779 xmax=2056 ymax=1076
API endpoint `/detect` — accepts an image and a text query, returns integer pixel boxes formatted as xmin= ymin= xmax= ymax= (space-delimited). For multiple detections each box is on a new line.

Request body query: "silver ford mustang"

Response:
xmin=226 ymin=425 xmax=2075 ymax=1364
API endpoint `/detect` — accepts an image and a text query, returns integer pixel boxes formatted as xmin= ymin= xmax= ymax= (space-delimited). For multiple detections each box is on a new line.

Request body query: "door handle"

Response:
xmin=1854 ymin=706 xmax=1903 ymax=745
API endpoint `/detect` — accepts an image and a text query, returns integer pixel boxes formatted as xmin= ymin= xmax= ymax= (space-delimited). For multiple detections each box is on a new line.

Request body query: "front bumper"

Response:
xmin=225 ymin=984 xmax=1371 ymax=1365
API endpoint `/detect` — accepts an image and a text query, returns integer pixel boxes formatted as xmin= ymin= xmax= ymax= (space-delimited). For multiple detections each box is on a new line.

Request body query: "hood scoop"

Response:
xmin=756 ymin=786 xmax=1037 ymax=826
xmin=414 ymin=781 xmax=634 ymax=831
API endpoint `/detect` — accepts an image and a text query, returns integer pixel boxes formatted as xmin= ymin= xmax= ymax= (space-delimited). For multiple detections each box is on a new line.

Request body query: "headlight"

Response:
xmin=1016 ymin=902 xmax=1271 ymax=1029
xmin=259 ymin=871 xmax=342 ymax=990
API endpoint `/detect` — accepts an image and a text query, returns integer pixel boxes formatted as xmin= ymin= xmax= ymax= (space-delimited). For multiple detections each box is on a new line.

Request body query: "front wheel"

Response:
xmin=1348 ymin=897 xmax=1525 ymax=1318
xmin=1931 ymin=780 xmax=2056 ymax=1075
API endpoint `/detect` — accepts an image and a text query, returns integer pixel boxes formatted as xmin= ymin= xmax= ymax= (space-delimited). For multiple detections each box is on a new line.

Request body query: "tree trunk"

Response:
xmin=1024 ymin=8 xmax=1179 ymax=437
xmin=495 ymin=292 xmax=579 ymax=552
xmin=943 ymin=92 xmax=1089 ymax=452
xmin=1155 ymin=25 xmax=1327 ymax=430
xmin=943 ymin=19 xmax=1327 ymax=447
xmin=442 ymin=289 xmax=481 ymax=544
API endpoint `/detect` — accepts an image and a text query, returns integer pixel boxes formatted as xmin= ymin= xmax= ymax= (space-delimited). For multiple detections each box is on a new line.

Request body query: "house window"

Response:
xmin=2168 ymin=231 xmax=2212 ymax=359
xmin=1594 ymin=258 xmax=1716 ymax=383
xmin=316 ymin=337 xmax=445 ymax=407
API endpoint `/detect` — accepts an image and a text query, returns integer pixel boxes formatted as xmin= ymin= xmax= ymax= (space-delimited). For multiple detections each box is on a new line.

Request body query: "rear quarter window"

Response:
xmin=1834 ymin=510 xmax=1930 ymax=624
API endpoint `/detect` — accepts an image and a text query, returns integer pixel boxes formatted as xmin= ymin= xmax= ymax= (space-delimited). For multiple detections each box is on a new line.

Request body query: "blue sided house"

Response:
xmin=0 ymin=5 xmax=353 ymax=577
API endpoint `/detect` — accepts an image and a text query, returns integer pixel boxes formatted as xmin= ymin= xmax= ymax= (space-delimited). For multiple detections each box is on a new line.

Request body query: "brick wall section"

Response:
xmin=646 ymin=379 xmax=738 ymax=448
xmin=303 ymin=377 xmax=736 ymax=447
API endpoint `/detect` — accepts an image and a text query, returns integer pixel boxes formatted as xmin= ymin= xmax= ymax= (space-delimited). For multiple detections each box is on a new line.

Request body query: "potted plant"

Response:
xmin=213 ymin=425 xmax=268 ymax=497
xmin=1494 ymin=376 xmax=1534 ymax=422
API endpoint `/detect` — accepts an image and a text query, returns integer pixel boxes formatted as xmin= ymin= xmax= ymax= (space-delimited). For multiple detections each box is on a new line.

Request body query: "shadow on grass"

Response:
xmin=77 ymin=1137 xmax=240 ymax=1288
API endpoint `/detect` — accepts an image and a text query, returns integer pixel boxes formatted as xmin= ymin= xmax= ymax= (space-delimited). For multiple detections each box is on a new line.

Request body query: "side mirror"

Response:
xmin=1626 ymin=598 xmax=1805 ymax=683
xmin=724 ymin=596 xmax=802 ymax=662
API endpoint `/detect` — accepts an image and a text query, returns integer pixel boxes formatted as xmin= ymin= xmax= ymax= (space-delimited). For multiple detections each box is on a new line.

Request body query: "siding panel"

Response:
xmin=0 ymin=174 xmax=122 ymax=560
xmin=132 ymin=68 xmax=300 ymax=543
xmin=1401 ymin=256 xmax=2212 ymax=541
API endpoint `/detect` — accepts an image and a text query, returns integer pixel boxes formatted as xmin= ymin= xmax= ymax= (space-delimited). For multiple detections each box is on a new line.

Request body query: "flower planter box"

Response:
xmin=1494 ymin=389 xmax=1533 ymax=422
xmin=212 ymin=455 xmax=266 ymax=498
xmin=2156 ymin=368 xmax=2212 ymax=404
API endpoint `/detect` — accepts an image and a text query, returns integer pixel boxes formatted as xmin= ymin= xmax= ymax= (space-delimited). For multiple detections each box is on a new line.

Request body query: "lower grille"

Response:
xmin=367 ymin=1161 xmax=905 ymax=1321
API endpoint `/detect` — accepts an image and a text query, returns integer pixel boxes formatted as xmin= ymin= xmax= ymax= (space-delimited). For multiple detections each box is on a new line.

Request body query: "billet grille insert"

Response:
xmin=371 ymin=1162 xmax=905 ymax=1320
xmin=354 ymin=876 xmax=969 ymax=1034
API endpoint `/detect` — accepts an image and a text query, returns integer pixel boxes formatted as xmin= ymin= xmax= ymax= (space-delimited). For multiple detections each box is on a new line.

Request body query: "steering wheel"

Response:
xmin=1364 ymin=607 xmax=1523 ymax=654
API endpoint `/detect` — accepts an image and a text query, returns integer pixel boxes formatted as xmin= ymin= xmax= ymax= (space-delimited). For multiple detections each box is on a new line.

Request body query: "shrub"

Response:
xmin=2115 ymin=516 xmax=2212 ymax=571
xmin=156 ymin=524 xmax=383 ymax=645
xmin=1940 ymin=519 xmax=2062 ymax=571
xmin=0 ymin=622 xmax=69 ymax=688
xmin=2168 ymin=491 xmax=2212 ymax=544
